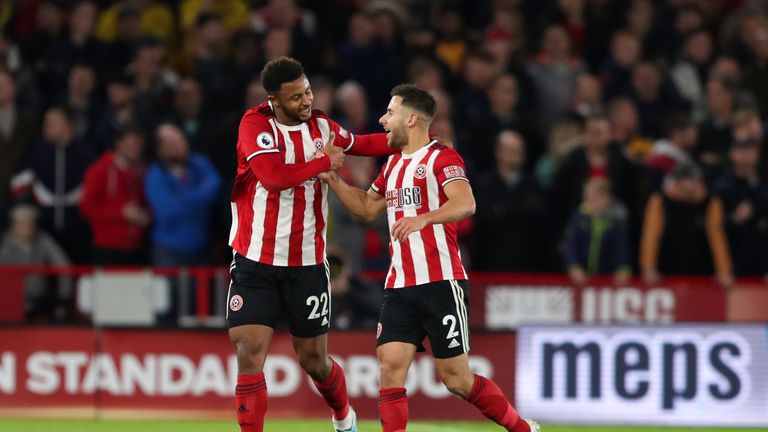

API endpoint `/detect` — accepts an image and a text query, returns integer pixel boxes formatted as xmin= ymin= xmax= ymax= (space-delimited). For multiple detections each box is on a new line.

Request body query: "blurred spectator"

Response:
xmin=57 ymin=63 xmax=100 ymax=142
xmin=174 ymin=13 xmax=231 ymax=118
xmin=95 ymin=0 xmax=175 ymax=43
xmin=473 ymin=131 xmax=551 ymax=271
xmin=339 ymin=10 xmax=404 ymax=109
xmin=570 ymin=74 xmax=603 ymax=122
xmin=709 ymin=137 xmax=768 ymax=284
xmin=10 ymin=106 xmax=92 ymax=263
xmin=432 ymin=4 xmax=468 ymax=74
xmin=646 ymin=112 xmax=698 ymax=190
xmin=92 ymin=71 xmax=138 ymax=153
xmin=21 ymin=1 xmax=65 ymax=97
xmin=168 ymin=78 xmax=218 ymax=161
xmin=461 ymin=73 xmax=537 ymax=175
xmin=327 ymin=253 xmax=381 ymax=330
xmin=631 ymin=62 xmax=687 ymax=138
xmin=741 ymin=20 xmax=768 ymax=118
xmin=79 ymin=127 xmax=149 ymax=265
xmin=731 ymin=110 xmax=765 ymax=161
xmin=535 ymin=119 xmax=582 ymax=189
xmin=100 ymin=2 xmax=142 ymax=78
xmin=334 ymin=80 xmax=378 ymax=134
xmin=0 ymin=204 xmax=70 ymax=321
xmin=551 ymin=114 xmax=638 ymax=233
xmin=131 ymin=39 xmax=177 ymax=134
xmin=41 ymin=1 xmax=104 ymax=89
xmin=527 ymin=24 xmax=586 ymax=131
xmin=697 ymin=79 xmax=737 ymax=177
xmin=600 ymin=31 xmax=642 ymax=101
xmin=454 ymin=49 xmax=496 ymax=139
xmin=145 ymin=124 xmax=221 ymax=266
xmin=609 ymin=97 xmax=653 ymax=163
xmin=0 ymin=70 xmax=38 ymax=228
xmin=228 ymin=30 xmax=263 ymax=111
xmin=640 ymin=164 xmax=721 ymax=284
xmin=563 ymin=178 xmax=631 ymax=285
xmin=178 ymin=0 xmax=249 ymax=32
xmin=670 ymin=30 xmax=714 ymax=122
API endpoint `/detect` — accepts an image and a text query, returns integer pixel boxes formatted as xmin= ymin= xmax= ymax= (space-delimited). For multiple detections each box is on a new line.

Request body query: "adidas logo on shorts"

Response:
xmin=448 ymin=338 xmax=460 ymax=349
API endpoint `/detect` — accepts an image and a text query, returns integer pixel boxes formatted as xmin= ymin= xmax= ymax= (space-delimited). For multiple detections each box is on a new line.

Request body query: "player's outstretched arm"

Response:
xmin=344 ymin=133 xmax=398 ymax=157
xmin=391 ymin=180 xmax=475 ymax=242
xmin=320 ymin=171 xmax=385 ymax=222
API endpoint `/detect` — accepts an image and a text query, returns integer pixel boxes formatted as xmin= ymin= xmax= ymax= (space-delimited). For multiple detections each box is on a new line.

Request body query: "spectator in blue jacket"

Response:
xmin=563 ymin=178 xmax=632 ymax=285
xmin=145 ymin=123 xmax=221 ymax=266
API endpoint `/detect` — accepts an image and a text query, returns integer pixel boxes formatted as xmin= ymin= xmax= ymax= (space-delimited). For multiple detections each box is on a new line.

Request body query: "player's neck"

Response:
xmin=402 ymin=130 xmax=432 ymax=155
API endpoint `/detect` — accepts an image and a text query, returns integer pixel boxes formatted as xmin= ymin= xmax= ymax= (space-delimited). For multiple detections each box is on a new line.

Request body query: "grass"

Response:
xmin=2 ymin=419 xmax=768 ymax=432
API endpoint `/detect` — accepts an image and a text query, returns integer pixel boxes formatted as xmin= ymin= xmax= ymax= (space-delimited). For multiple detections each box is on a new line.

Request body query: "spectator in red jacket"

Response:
xmin=79 ymin=127 xmax=150 ymax=265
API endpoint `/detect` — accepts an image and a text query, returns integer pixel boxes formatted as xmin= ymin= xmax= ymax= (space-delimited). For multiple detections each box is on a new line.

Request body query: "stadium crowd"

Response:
xmin=1 ymin=0 xmax=768 ymax=300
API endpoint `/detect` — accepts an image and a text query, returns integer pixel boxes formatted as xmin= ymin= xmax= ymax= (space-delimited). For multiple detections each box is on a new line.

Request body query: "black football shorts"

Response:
xmin=376 ymin=279 xmax=470 ymax=359
xmin=227 ymin=252 xmax=331 ymax=338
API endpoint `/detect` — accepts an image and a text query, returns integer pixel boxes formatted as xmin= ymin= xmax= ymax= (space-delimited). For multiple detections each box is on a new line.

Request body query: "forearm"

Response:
xmin=326 ymin=175 xmax=377 ymax=221
xmin=345 ymin=133 xmax=396 ymax=157
xmin=249 ymin=155 xmax=330 ymax=192
xmin=422 ymin=195 xmax=475 ymax=225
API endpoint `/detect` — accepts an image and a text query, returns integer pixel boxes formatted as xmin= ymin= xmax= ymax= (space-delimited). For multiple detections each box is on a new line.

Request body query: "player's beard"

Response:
xmin=387 ymin=124 xmax=408 ymax=149
xmin=283 ymin=104 xmax=312 ymax=124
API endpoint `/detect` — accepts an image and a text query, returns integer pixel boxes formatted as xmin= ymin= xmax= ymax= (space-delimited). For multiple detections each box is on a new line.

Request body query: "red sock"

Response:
xmin=466 ymin=374 xmax=530 ymax=432
xmin=379 ymin=387 xmax=408 ymax=432
xmin=235 ymin=373 xmax=267 ymax=432
xmin=312 ymin=358 xmax=350 ymax=420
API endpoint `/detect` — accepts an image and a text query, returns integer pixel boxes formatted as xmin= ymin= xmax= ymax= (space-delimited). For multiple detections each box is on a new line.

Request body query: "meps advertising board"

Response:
xmin=516 ymin=325 xmax=768 ymax=426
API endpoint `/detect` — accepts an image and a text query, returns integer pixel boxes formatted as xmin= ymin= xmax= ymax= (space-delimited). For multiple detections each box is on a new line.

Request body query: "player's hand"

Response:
xmin=317 ymin=170 xmax=338 ymax=182
xmin=317 ymin=132 xmax=344 ymax=170
xmin=391 ymin=215 xmax=428 ymax=242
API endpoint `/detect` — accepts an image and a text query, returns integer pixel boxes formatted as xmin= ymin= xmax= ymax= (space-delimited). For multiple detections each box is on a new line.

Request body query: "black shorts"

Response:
xmin=227 ymin=253 xmax=331 ymax=338
xmin=377 ymin=279 xmax=470 ymax=359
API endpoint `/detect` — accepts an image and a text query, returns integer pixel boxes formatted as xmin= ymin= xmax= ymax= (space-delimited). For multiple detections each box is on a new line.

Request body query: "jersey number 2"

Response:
xmin=307 ymin=293 xmax=329 ymax=319
xmin=442 ymin=314 xmax=460 ymax=339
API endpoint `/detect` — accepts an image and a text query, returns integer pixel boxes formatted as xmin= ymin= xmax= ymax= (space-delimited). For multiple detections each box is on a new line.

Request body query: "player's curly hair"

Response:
xmin=261 ymin=57 xmax=305 ymax=95
xmin=391 ymin=84 xmax=436 ymax=119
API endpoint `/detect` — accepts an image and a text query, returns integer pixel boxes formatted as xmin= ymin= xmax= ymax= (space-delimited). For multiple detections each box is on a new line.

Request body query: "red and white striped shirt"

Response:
xmin=229 ymin=102 xmax=363 ymax=266
xmin=371 ymin=140 xmax=469 ymax=288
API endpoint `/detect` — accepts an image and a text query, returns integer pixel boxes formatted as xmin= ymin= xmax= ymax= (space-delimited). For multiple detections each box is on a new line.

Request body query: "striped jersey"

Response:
xmin=229 ymin=102 xmax=356 ymax=266
xmin=371 ymin=140 xmax=469 ymax=288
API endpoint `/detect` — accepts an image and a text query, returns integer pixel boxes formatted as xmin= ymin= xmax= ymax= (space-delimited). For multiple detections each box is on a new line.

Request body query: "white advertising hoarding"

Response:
xmin=516 ymin=325 xmax=768 ymax=426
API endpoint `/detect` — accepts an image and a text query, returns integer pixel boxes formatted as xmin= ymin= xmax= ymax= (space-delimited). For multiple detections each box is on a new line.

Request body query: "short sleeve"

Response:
xmin=325 ymin=117 xmax=355 ymax=152
xmin=369 ymin=162 xmax=388 ymax=196
xmin=238 ymin=112 xmax=280 ymax=162
xmin=434 ymin=149 xmax=469 ymax=188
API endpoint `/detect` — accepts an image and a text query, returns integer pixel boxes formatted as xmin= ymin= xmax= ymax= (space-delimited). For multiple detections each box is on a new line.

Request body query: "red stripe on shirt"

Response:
xmin=288 ymin=130 xmax=308 ymax=266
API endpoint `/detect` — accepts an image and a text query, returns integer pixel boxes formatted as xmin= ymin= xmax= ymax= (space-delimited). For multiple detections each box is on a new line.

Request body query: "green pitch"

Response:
xmin=2 ymin=419 xmax=768 ymax=432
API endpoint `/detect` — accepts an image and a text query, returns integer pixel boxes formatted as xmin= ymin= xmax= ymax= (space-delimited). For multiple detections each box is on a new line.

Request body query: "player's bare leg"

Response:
xmin=293 ymin=334 xmax=357 ymax=432
xmin=435 ymin=353 xmax=538 ymax=432
xmin=229 ymin=325 xmax=274 ymax=432
xmin=377 ymin=342 xmax=417 ymax=432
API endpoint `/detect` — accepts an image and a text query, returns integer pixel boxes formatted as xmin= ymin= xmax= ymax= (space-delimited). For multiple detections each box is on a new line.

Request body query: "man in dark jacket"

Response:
xmin=473 ymin=130 xmax=551 ymax=271
xmin=10 ymin=106 xmax=92 ymax=262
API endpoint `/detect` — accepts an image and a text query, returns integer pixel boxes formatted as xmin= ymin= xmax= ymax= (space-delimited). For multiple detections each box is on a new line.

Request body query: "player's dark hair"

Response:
xmin=261 ymin=57 xmax=305 ymax=95
xmin=391 ymin=84 xmax=437 ymax=119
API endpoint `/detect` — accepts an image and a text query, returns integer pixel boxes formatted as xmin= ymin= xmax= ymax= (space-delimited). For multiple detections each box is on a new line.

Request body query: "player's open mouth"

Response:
xmin=299 ymin=107 xmax=310 ymax=116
